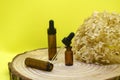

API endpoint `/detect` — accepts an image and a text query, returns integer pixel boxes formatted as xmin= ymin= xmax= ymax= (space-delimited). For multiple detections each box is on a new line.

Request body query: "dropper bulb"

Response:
xmin=49 ymin=20 xmax=54 ymax=29
xmin=62 ymin=32 xmax=75 ymax=47
xmin=47 ymin=20 xmax=56 ymax=35
xmin=67 ymin=32 xmax=75 ymax=41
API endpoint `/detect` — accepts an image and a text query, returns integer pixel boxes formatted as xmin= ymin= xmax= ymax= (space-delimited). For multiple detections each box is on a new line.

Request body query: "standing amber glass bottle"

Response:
xmin=47 ymin=20 xmax=57 ymax=60
xmin=62 ymin=32 xmax=75 ymax=66
xmin=65 ymin=46 xmax=73 ymax=66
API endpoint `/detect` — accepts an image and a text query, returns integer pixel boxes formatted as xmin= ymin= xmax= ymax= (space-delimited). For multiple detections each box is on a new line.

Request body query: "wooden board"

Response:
xmin=8 ymin=48 xmax=120 ymax=80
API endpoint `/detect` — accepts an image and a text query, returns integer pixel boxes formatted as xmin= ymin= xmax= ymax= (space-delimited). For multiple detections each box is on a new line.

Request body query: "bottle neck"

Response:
xmin=66 ymin=46 xmax=72 ymax=51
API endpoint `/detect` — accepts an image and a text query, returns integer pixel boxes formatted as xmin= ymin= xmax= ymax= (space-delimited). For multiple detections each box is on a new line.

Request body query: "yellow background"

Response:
xmin=0 ymin=0 xmax=120 ymax=80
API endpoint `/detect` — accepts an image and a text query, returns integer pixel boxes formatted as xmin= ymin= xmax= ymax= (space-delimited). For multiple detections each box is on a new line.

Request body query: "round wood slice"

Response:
xmin=8 ymin=48 xmax=120 ymax=80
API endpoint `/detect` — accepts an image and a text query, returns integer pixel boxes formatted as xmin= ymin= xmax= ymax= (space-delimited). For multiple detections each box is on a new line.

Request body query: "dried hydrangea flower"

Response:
xmin=73 ymin=11 xmax=120 ymax=65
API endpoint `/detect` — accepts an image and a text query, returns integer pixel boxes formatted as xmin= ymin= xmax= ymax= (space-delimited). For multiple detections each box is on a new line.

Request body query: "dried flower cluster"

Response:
xmin=73 ymin=11 xmax=120 ymax=65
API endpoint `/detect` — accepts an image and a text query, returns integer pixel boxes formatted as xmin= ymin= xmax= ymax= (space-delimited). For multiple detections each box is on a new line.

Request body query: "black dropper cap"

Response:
xmin=47 ymin=20 xmax=56 ymax=35
xmin=62 ymin=32 xmax=75 ymax=47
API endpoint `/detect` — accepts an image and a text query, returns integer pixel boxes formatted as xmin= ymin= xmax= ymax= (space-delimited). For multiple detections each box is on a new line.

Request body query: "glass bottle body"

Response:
xmin=65 ymin=46 xmax=73 ymax=66
xmin=48 ymin=34 xmax=57 ymax=60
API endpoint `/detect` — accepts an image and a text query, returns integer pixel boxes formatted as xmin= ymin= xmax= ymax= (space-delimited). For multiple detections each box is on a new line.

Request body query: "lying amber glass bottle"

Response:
xmin=25 ymin=57 xmax=53 ymax=71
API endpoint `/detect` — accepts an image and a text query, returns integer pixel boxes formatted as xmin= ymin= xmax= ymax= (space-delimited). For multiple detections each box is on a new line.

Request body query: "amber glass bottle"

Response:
xmin=25 ymin=57 xmax=54 ymax=71
xmin=47 ymin=20 xmax=57 ymax=60
xmin=62 ymin=32 xmax=74 ymax=66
